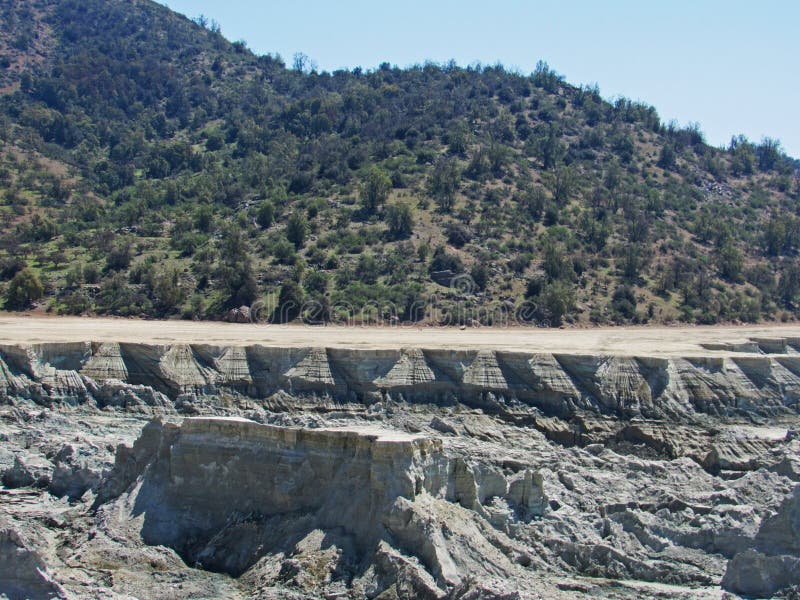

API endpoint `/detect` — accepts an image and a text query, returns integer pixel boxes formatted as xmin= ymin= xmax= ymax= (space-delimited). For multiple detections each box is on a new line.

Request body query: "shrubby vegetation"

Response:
xmin=0 ymin=0 xmax=798 ymax=325
xmin=3 ymin=267 xmax=43 ymax=310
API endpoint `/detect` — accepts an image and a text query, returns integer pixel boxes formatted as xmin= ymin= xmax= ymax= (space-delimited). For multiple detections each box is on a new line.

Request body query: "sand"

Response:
xmin=1 ymin=315 xmax=799 ymax=355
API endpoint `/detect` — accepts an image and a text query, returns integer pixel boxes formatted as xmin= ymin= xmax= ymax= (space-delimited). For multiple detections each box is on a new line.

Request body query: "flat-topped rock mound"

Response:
xmin=95 ymin=417 xmax=545 ymax=596
xmin=181 ymin=416 xmax=433 ymax=452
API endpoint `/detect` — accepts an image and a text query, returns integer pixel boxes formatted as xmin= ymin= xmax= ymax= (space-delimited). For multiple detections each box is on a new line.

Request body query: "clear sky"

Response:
xmin=161 ymin=1 xmax=800 ymax=157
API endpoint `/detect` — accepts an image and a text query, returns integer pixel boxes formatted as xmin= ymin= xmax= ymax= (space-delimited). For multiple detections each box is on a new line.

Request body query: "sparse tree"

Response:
xmin=150 ymin=267 xmax=186 ymax=315
xmin=361 ymin=167 xmax=392 ymax=213
xmin=216 ymin=225 xmax=258 ymax=308
xmin=4 ymin=268 xmax=43 ymax=310
xmin=385 ymin=201 xmax=414 ymax=239
xmin=275 ymin=279 xmax=305 ymax=322
xmin=470 ymin=263 xmax=488 ymax=291
xmin=716 ymin=242 xmax=743 ymax=282
xmin=535 ymin=124 xmax=565 ymax=170
xmin=105 ymin=238 xmax=133 ymax=272
xmin=778 ymin=262 xmax=800 ymax=308
xmin=428 ymin=157 xmax=460 ymax=212
xmin=446 ymin=124 xmax=468 ymax=156
xmin=194 ymin=204 xmax=214 ymax=232
xmin=304 ymin=270 xmax=329 ymax=295
xmin=256 ymin=201 xmax=275 ymax=229
xmin=763 ymin=216 xmax=786 ymax=257
xmin=756 ymin=137 xmax=782 ymax=172
xmin=657 ymin=143 xmax=677 ymax=170
xmin=538 ymin=280 xmax=576 ymax=325
xmin=611 ymin=285 xmax=637 ymax=321
xmin=286 ymin=212 xmax=307 ymax=248
xmin=543 ymin=166 xmax=576 ymax=204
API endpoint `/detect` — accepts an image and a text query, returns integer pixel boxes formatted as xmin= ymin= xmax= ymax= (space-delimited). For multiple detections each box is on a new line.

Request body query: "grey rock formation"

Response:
xmin=3 ymin=453 xmax=52 ymax=489
xmin=1 ymin=336 xmax=800 ymax=598
xmin=0 ymin=519 xmax=66 ymax=600
xmin=96 ymin=417 xmax=544 ymax=593
xmin=80 ymin=341 xmax=128 ymax=381
xmin=4 ymin=341 xmax=800 ymax=423
xmin=375 ymin=348 xmax=436 ymax=387
xmin=284 ymin=347 xmax=343 ymax=391
xmin=462 ymin=350 xmax=508 ymax=389
xmin=723 ymin=486 xmax=800 ymax=597
xmin=207 ymin=345 xmax=253 ymax=385
xmin=49 ymin=443 xmax=103 ymax=499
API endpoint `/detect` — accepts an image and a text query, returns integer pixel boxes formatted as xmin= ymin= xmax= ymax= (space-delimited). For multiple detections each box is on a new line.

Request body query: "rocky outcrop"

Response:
xmin=0 ymin=354 xmax=27 ymax=398
xmin=80 ymin=342 xmax=128 ymax=381
xmin=2 ymin=342 xmax=800 ymax=423
xmin=284 ymin=347 xmax=342 ymax=390
xmin=375 ymin=348 xmax=436 ymax=387
xmin=206 ymin=345 xmax=252 ymax=385
xmin=0 ymin=519 xmax=66 ymax=600
xmin=2 ymin=401 xmax=800 ymax=598
xmin=97 ymin=417 xmax=545 ymax=595
xmin=2 ymin=454 xmax=52 ymax=489
xmin=3 ymin=336 xmax=800 ymax=597
xmin=723 ymin=486 xmax=800 ymax=597
xmin=49 ymin=443 xmax=104 ymax=499
xmin=462 ymin=351 xmax=508 ymax=390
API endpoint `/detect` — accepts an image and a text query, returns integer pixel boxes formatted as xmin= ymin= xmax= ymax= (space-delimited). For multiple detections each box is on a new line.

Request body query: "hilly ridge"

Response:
xmin=0 ymin=0 xmax=799 ymax=326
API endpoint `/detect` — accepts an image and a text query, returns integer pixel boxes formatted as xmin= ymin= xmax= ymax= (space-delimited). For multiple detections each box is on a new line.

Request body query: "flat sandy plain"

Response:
xmin=1 ymin=315 xmax=799 ymax=356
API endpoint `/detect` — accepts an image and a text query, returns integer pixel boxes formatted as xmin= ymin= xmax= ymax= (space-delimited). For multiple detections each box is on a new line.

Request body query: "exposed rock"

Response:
xmin=375 ymin=348 xmax=436 ymax=387
xmin=493 ymin=352 xmax=581 ymax=417
xmin=0 ymin=339 xmax=800 ymax=598
xmin=722 ymin=550 xmax=800 ymax=598
xmin=462 ymin=351 xmax=507 ymax=390
xmin=83 ymin=377 xmax=174 ymax=413
xmin=96 ymin=417 xmax=545 ymax=596
xmin=752 ymin=485 xmax=800 ymax=555
xmin=671 ymin=358 xmax=763 ymax=417
xmin=703 ymin=437 xmax=777 ymax=473
xmin=2 ymin=341 xmax=800 ymax=423
xmin=0 ymin=519 xmax=66 ymax=600
xmin=429 ymin=416 xmax=458 ymax=435
xmin=208 ymin=345 xmax=252 ymax=384
xmin=526 ymin=353 xmax=580 ymax=397
xmin=226 ymin=306 xmax=252 ymax=323
xmin=2 ymin=453 xmax=51 ymax=489
xmin=49 ymin=443 xmax=104 ymax=499
xmin=723 ymin=487 xmax=800 ymax=596
xmin=735 ymin=356 xmax=800 ymax=405
xmin=159 ymin=344 xmax=216 ymax=391
xmin=80 ymin=341 xmax=128 ymax=381
xmin=284 ymin=347 xmax=341 ymax=390
xmin=594 ymin=357 xmax=652 ymax=417
xmin=0 ymin=353 xmax=32 ymax=400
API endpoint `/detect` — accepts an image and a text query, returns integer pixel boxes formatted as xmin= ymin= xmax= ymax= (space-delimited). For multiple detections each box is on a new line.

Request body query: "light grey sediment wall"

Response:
xmin=2 ymin=341 xmax=800 ymax=420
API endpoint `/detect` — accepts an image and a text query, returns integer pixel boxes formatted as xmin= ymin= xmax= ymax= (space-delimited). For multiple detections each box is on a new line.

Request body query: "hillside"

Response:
xmin=0 ymin=0 xmax=798 ymax=326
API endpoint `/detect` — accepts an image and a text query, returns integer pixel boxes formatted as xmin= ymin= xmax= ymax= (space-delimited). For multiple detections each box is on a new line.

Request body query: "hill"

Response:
xmin=0 ymin=0 xmax=798 ymax=326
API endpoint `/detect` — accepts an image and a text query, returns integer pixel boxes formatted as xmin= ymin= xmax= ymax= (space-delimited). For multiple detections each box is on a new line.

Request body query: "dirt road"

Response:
xmin=1 ymin=315 xmax=798 ymax=355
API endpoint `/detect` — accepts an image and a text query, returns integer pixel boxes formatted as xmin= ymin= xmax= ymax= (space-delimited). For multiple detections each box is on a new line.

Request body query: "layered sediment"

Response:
xmin=3 ymin=340 xmax=800 ymax=421
xmin=1 ymin=334 xmax=800 ymax=599
xmin=95 ymin=417 xmax=545 ymax=593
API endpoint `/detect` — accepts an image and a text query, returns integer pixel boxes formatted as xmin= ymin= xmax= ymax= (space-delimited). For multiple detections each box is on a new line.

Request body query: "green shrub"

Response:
xmin=4 ymin=268 xmax=44 ymax=310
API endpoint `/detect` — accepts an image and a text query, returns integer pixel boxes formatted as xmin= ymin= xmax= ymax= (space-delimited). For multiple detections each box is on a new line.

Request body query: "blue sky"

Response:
xmin=161 ymin=1 xmax=800 ymax=157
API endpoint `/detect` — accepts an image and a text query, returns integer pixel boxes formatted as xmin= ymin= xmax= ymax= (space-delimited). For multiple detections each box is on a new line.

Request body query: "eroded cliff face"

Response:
xmin=2 ymin=340 xmax=799 ymax=472
xmin=3 ymin=341 xmax=800 ymax=418
xmin=1 ymin=339 xmax=800 ymax=599
xmin=93 ymin=417 xmax=545 ymax=595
